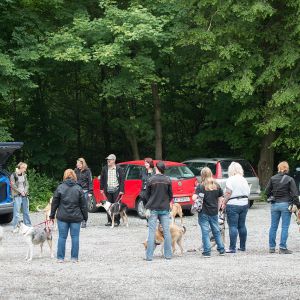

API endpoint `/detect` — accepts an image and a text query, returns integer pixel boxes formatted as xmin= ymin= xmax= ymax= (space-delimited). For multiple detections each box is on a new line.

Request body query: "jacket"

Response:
xmin=265 ymin=172 xmax=300 ymax=206
xmin=100 ymin=165 xmax=124 ymax=194
xmin=74 ymin=168 xmax=93 ymax=193
xmin=50 ymin=179 xmax=88 ymax=223
xmin=10 ymin=172 xmax=29 ymax=197
xmin=145 ymin=174 xmax=173 ymax=210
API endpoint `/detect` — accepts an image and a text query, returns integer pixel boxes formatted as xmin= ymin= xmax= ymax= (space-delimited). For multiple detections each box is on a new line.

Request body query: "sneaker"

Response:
xmin=279 ymin=248 xmax=293 ymax=254
xmin=71 ymin=259 xmax=79 ymax=263
xmin=202 ymin=253 xmax=211 ymax=258
xmin=12 ymin=228 xmax=19 ymax=233
xmin=225 ymin=249 xmax=236 ymax=254
xmin=57 ymin=259 xmax=64 ymax=263
xmin=81 ymin=221 xmax=86 ymax=228
xmin=105 ymin=222 xmax=112 ymax=227
xmin=238 ymin=248 xmax=246 ymax=252
xmin=219 ymin=251 xmax=225 ymax=256
xmin=269 ymin=248 xmax=276 ymax=254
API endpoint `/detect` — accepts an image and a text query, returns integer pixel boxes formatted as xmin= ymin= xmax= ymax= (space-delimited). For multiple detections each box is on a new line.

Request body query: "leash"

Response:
xmin=34 ymin=220 xmax=53 ymax=232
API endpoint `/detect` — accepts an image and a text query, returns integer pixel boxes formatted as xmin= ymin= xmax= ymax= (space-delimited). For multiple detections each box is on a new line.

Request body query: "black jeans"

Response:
xmin=105 ymin=190 xmax=120 ymax=223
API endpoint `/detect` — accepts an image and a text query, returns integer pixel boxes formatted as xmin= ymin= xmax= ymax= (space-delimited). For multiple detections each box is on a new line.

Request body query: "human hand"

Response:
xmin=119 ymin=192 xmax=124 ymax=195
xmin=145 ymin=209 xmax=151 ymax=219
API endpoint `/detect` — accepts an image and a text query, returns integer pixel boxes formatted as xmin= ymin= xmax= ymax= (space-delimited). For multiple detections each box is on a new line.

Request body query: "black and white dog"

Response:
xmin=17 ymin=222 xmax=54 ymax=261
xmin=97 ymin=198 xmax=129 ymax=228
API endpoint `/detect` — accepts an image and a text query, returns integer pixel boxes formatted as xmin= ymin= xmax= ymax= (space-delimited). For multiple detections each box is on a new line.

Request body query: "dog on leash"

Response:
xmin=17 ymin=222 xmax=54 ymax=261
xmin=289 ymin=204 xmax=300 ymax=232
xmin=170 ymin=203 xmax=183 ymax=225
xmin=37 ymin=197 xmax=57 ymax=230
xmin=96 ymin=199 xmax=128 ymax=228
xmin=210 ymin=210 xmax=225 ymax=248
xmin=143 ymin=223 xmax=186 ymax=256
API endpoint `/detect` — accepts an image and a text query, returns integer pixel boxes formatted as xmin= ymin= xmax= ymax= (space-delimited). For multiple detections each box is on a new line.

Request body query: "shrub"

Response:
xmin=27 ymin=169 xmax=58 ymax=212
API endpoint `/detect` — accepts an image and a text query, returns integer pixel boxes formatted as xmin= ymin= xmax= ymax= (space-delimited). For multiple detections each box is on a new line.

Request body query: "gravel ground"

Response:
xmin=1 ymin=203 xmax=300 ymax=300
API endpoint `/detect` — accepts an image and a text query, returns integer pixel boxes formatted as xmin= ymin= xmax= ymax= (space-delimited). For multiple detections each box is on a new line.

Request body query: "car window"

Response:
xmin=165 ymin=166 xmax=195 ymax=180
xmin=206 ymin=163 xmax=216 ymax=175
xmin=126 ymin=165 xmax=143 ymax=180
xmin=220 ymin=160 xmax=255 ymax=178
xmin=191 ymin=162 xmax=206 ymax=171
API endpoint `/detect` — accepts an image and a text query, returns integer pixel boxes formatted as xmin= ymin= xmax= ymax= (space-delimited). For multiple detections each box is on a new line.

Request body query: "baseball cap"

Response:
xmin=106 ymin=154 xmax=116 ymax=160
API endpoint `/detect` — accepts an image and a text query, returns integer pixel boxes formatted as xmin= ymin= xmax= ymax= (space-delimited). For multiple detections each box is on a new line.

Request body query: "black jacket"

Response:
xmin=74 ymin=168 xmax=93 ymax=193
xmin=50 ymin=179 xmax=88 ymax=222
xmin=265 ymin=172 xmax=300 ymax=206
xmin=145 ymin=174 xmax=173 ymax=210
xmin=100 ymin=165 xmax=124 ymax=193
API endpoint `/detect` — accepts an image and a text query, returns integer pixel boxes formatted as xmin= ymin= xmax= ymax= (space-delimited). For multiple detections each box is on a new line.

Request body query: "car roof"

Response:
xmin=118 ymin=160 xmax=186 ymax=167
xmin=182 ymin=157 xmax=245 ymax=163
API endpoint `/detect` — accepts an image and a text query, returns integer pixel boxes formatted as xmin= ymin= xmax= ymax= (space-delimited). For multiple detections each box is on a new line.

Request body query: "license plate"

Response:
xmin=174 ymin=197 xmax=190 ymax=203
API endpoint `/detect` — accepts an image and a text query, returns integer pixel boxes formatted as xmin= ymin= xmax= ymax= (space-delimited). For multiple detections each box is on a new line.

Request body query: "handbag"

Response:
xmin=191 ymin=186 xmax=205 ymax=214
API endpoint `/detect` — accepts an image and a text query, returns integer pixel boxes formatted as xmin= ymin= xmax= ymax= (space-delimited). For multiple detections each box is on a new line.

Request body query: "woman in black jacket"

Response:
xmin=266 ymin=161 xmax=300 ymax=254
xmin=50 ymin=169 xmax=88 ymax=263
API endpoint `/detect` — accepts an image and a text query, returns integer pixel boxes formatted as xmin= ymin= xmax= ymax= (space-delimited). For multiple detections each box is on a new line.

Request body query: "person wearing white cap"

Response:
xmin=100 ymin=154 xmax=125 ymax=226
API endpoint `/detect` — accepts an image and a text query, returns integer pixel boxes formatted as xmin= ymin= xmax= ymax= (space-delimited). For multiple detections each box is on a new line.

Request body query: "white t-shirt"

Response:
xmin=226 ymin=175 xmax=250 ymax=206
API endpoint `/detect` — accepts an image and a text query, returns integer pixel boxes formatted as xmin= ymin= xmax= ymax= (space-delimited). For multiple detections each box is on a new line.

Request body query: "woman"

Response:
xmin=192 ymin=167 xmax=225 ymax=258
xmin=266 ymin=161 xmax=300 ymax=254
xmin=11 ymin=162 xmax=31 ymax=232
xmin=50 ymin=169 xmax=88 ymax=263
xmin=145 ymin=161 xmax=173 ymax=261
xmin=74 ymin=158 xmax=93 ymax=228
xmin=222 ymin=162 xmax=250 ymax=253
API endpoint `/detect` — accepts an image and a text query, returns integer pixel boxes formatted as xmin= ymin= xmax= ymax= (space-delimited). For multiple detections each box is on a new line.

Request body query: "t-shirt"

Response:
xmin=226 ymin=175 xmax=250 ymax=206
xmin=195 ymin=184 xmax=223 ymax=216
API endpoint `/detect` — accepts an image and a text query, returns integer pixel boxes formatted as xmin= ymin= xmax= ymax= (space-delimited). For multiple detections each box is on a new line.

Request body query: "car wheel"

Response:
xmin=87 ymin=195 xmax=99 ymax=213
xmin=0 ymin=212 xmax=13 ymax=224
xmin=136 ymin=198 xmax=146 ymax=219
xmin=249 ymin=200 xmax=254 ymax=208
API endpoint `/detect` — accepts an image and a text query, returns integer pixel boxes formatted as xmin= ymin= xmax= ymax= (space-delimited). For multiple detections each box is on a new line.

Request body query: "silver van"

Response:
xmin=182 ymin=158 xmax=261 ymax=207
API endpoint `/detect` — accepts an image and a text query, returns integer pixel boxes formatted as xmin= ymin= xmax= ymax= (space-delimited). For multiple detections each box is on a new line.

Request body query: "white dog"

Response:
xmin=17 ymin=222 xmax=54 ymax=261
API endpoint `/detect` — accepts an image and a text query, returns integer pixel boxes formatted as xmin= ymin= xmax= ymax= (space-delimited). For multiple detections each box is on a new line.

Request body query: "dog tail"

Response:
xmin=36 ymin=205 xmax=46 ymax=212
xmin=182 ymin=226 xmax=186 ymax=235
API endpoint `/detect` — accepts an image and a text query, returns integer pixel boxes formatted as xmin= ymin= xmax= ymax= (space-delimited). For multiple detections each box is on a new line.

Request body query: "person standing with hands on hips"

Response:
xmin=100 ymin=154 xmax=124 ymax=227
xmin=11 ymin=162 xmax=31 ymax=232
xmin=74 ymin=158 xmax=93 ymax=228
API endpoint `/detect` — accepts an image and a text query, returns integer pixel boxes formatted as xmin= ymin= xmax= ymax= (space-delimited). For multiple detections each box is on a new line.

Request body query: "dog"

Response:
xmin=96 ymin=199 xmax=128 ymax=228
xmin=210 ymin=210 xmax=225 ymax=248
xmin=143 ymin=224 xmax=186 ymax=256
xmin=17 ymin=222 xmax=54 ymax=261
xmin=170 ymin=203 xmax=183 ymax=225
xmin=37 ymin=197 xmax=57 ymax=230
xmin=289 ymin=204 xmax=300 ymax=232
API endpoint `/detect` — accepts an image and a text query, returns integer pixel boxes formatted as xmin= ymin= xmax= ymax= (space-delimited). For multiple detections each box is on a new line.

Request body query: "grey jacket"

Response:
xmin=10 ymin=172 xmax=29 ymax=197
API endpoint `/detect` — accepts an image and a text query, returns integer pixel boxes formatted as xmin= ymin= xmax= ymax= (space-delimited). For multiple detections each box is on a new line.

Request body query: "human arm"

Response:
xmin=49 ymin=188 xmax=60 ymax=219
xmin=88 ymin=169 xmax=93 ymax=194
xmin=265 ymin=178 xmax=273 ymax=197
xmin=79 ymin=189 xmax=88 ymax=221
xmin=10 ymin=173 xmax=22 ymax=195
xmin=118 ymin=167 xmax=125 ymax=194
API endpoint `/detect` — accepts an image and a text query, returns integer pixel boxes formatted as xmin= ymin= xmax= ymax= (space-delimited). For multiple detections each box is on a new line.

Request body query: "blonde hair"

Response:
xmin=16 ymin=162 xmax=27 ymax=173
xmin=277 ymin=161 xmax=289 ymax=173
xmin=63 ymin=169 xmax=77 ymax=181
xmin=77 ymin=157 xmax=88 ymax=170
xmin=201 ymin=167 xmax=218 ymax=190
xmin=228 ymin=162 xmax=244 ymax=177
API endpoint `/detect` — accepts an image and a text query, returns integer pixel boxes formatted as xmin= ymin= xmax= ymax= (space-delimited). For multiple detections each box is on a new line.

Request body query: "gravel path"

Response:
xmin=1 ymin=203 xmax=300 ymax=300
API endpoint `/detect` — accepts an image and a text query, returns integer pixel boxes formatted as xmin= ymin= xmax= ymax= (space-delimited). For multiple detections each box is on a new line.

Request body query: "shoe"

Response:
xmin=105 ymin=222 xmax=112 ymax=226
xmin=219 ymin=251 xmax=225 ymax=256
xmin=143 ymin=258 xmax=152 ymax=261
xmin=81 ymin=221 xmax=86 ymax=228
xmin=225 ymin=249 xmax=236 ymax=254
xmin=279 ymin=248 xmax=293 ymax=254
xmin=57 ymin=259 xmax=64 ymax=263
xmin=12 ymin=228 xmax=19 ymax=233
xmin=202 ymin=253 xmax=211 ymax=258
xmin=71 ymin=259 xmax=79 ymax=263
xmin=238 ymin=248 xmax=246 ymax=252
xmin=269 ymin=248 xmax=276 ymax=254
xmin=114 ymin=222 xmax=120 ymax=227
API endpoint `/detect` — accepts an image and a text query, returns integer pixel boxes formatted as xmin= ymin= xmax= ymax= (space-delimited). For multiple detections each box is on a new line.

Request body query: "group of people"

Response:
xmin=10 ymin=155 xmax=300 ymax=262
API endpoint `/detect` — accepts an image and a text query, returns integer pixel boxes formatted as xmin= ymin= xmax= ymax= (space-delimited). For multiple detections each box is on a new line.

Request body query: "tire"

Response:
xmin=136 ymin=198 xmax=146 ymax=219
xmin=87 ymin=195 xmax=99 ymax=213
xmin=0 ymin=212 xmax=13 ymax=224
xmin=249 ymin=200 xmax=254 ymax=208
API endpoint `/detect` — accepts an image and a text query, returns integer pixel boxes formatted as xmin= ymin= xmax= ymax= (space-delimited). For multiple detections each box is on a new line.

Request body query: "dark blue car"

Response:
xmin=0 ymin=142 xmax=23 ymax=224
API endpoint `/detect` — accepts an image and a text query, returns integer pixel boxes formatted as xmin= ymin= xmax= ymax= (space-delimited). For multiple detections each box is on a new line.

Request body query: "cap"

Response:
xmin=156 ymin=161 xmax=166 ymax=172
xmin=106 ymin=154 xmax=116 ymax=160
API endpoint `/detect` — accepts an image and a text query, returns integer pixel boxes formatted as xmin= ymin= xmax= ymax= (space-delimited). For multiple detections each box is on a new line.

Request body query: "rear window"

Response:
xmin=220 ymin=160 xmax=255 ymax=178
xmin=165 ymin=166 xmax=195 ymax=180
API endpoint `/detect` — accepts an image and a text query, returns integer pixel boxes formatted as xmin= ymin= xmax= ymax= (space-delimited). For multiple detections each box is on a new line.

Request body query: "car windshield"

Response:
xmin=165 ymin=166 xmax=195 ymax=180
xmin=220 ymin=160 xmax=256 ymax=178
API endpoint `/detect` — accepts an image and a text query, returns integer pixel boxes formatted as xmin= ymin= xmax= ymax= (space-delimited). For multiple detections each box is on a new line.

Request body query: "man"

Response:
xmin=100 ymin=154 xmax=125 ymax=226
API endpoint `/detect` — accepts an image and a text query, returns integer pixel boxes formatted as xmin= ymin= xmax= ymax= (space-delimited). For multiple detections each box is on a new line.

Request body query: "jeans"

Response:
xmin=269 ymin=201 xmax=291 ymax=249
xmin=226 ymin=204 xmax=249 ymax=251
xmin=146 ymin=210 xmax=172 ymax=260
xmin=12 ymin=196 xmax=31 ymax=228
xmin=198 ymin=212 xmax=225 ymax=255
xmin=57 ymin=220 xmax=81 ymax=260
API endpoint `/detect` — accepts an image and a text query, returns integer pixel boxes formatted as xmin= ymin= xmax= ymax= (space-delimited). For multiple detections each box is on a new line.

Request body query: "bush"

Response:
xmin=27 ymin=169 xmax=58 ymax=212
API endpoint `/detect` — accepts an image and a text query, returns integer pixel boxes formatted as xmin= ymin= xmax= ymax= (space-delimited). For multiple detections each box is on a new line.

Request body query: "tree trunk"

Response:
xmin=257 ymin=132 xmax=276 ymax=189
xmin=126 ymin=130 xmax=140 ymax=160
xmin=152 ymin=83 xmax=162 ymax=160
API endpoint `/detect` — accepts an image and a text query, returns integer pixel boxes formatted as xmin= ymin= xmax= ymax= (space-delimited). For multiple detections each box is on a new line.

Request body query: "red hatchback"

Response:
xmin=89 ymin=160 xmax=197 ymax=218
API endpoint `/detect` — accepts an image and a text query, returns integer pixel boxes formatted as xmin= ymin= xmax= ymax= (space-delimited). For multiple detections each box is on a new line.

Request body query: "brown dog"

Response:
xmin=143 ymin=223 xmax=186 ymax=256
xmin=170 ymin=203 xmax=183 ymax=225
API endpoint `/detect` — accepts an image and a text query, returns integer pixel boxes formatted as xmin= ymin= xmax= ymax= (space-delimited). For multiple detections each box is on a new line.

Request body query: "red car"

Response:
xmin=89 ymin=160 xmax=197 ymax=218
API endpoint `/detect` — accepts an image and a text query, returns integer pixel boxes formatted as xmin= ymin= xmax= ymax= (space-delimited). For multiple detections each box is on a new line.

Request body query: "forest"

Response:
xmin=1 ymin=0 xmax=300 ymax=188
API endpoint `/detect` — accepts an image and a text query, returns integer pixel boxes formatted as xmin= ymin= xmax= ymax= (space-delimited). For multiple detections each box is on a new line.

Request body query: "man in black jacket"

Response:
xmin=100 ymin=154 xmax=124 ymax=226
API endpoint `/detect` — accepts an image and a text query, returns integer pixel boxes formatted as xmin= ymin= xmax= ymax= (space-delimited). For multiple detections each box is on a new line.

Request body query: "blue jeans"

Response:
xmin=269 ymin=202 xmax=291 ymax=249
xmin=12 ymin=196 xmax=31 ymax=228
xmin=146 ymin=210 xmax=172 ymax=260
xmin=57 ymin=220 xmax=81 ymax=260
xmin=226 ymin=204 xmax=249 ymax=251
xmin=198 ymin=212 xmax=225 ymax=255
